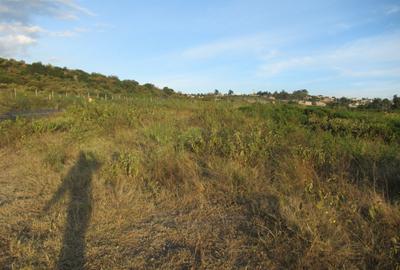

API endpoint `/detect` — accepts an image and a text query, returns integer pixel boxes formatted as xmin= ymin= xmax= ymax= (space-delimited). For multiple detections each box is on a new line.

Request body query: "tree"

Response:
xmin=257 ymin=91 xmax=272 ymax=96
xmin=214 ymin=89 xmax=220 ymax=95
xmin=143 ymin=83 xmax=155 ymax=89
xmin=382 ymin=98 xmax=392 ymax=111
xmin=28 ymin=62 xmax=46 ymax=75
xmin=273 ymin=90 xmax=290 ymax=100
xmin=162 ymin=87 xmax=175 ymax=95
xmin=338 ymin=97 xmax=351 ymax=106
xmin=393 ymin=95 xmax=400 ymax=110
xmin=228 ymin=89 xmax=234 ymax=95
xmin=292 ymin=89 xmax=309 ymax=100
xmin=367 ymin=98 xmax=392 ymax=111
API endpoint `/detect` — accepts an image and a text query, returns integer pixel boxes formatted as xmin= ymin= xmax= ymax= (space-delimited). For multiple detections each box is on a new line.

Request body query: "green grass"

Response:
xmin=0 ymin=95 xmax=399 ymax=269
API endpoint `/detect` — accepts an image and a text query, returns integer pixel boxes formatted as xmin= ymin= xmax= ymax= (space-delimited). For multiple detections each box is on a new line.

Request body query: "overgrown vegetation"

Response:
xmin=0 ymin=58 xmax=175 ymax=100
xmin=0 ymin=59 xmax=399 ymax=269
xmin=1 ymin=96 xmax=399 ymax=269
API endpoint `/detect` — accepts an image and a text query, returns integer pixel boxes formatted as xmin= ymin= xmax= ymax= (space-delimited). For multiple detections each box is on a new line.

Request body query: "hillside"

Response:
xmin=0 ymin=57 xmax=177 ymax=115
xmin=0 ymin=58 xmax=172 ymax=97
xmin=0 ymin=62 xmax=399 ymax=269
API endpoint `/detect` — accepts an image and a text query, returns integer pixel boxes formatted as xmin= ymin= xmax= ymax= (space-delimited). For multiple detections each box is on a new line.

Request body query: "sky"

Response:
xmin=0 ymin=0 xmax=400 ymax=97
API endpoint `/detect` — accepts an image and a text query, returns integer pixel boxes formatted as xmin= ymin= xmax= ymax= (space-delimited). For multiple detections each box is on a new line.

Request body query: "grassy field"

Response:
xmin=0 ymin=93 xmax=399 ymax=269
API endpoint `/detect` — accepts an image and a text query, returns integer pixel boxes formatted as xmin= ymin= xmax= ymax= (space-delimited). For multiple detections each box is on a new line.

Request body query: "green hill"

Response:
xmin=0 ymin=58 xmax=172 ymax=97
xmin=0 ymin=57 xmax=176 ymax=114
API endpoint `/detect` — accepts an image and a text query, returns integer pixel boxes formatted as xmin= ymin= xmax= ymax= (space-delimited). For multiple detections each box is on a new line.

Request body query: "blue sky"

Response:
xmin=1 ymin=0 xmax=400 ymax=97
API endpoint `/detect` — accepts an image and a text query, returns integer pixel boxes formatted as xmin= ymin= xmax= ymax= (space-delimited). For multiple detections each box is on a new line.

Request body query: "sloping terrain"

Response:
xmin=0 ymin=58 xmax=172 ymax=99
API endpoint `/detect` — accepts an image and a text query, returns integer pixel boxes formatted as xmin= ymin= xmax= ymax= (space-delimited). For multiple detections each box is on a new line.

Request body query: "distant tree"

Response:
xmin=366 ymin=98 xmax=392 ymax=111
xmin=123 ymin=79 xmax=138 ymax=86
xmin=107 ymin=75 xmax=119 ymax=80
xmin=257 ymin=91 xmax=272 ymax=96
xmin=28 ymin=62 xmax=46 ymax=75
xmin=214 ymin=89 xmax=220 ymax=95
xmin=228 ymin=89 xmax=234 ymax=95
xmin=393 ymin=95 xmax=400 ymax=110
xmin=382 ymin=98 xmax=392 ymax=111
xmin=338 ymin=97 xmax=351 ymax=106
xmin=273 ymin=90 xmax=290 ymax=100
xmin=292 ymin=89 xmax=309 ymax=100
xmin=163 ymin=87 xmax=175 ymax=95
xmin=144 ymin=83 xmax=155 ymax=89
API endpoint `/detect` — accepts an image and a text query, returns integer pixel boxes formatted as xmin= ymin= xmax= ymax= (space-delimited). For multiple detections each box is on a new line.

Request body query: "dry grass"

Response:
xmin=0 ymin=98 xmax=399 ymax=269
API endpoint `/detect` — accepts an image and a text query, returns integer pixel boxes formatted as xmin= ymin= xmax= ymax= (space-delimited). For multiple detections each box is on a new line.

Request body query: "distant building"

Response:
xmin=322 ymin=97 xmax=334 ymax=103
xmin=359 ymin=99 xmax=371 ymax=105
xmin=298 ymin=101 xmax=313 ymax=106
xmin=314 ymin=101 xmax=327 ymax=107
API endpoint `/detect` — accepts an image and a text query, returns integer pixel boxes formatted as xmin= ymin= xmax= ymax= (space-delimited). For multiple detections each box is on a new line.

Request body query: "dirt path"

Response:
xmin=0 ymin=109 xmax=61 ymax=121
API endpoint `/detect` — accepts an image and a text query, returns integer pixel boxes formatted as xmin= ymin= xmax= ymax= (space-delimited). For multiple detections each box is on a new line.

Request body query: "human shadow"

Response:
xmin=235 ymin=194 xmax=310 ymax=268
xmin=43 ymin=151 xmax=100 ymax=270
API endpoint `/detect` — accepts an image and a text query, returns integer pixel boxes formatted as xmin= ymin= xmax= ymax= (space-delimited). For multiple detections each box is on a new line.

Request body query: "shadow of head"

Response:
xmin=42 ymin=151 xmax=101 ymax=213
xmin=75 ymin=151 xmax=101 ymax=171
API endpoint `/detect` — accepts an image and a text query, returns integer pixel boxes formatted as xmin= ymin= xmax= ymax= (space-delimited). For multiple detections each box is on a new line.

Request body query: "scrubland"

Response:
xmin=0 ymin=93 xmax=399 ymax=269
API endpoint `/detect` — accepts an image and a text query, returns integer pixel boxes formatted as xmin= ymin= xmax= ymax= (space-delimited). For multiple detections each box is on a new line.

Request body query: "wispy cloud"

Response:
xmin=259 ymin=56 xmax=314 ymax=75
xmin=0 ymin=0 xmax=95 ymax=23
xmin=180 ymin=34 xmax=280 ymax=60
xmin=0 ymin=23 xmax=43 ymax=35
xmin=385 ymin=5 xmax=400 ymax=15
xmin=0 ymin=22 xmax=43 ymax=56
xmin=182 ymin=36 xmax=257 ymax=59
xmin=56 ymin=0 xmax=96 ymax=17
xmin=0 ymin=0 xmax=94 ymax=57
xmin=258 ymin=32 xmax=400 ymax=78
xmin=48 ymin=27 xmax=90 ymax=38
xmin=336 ymin=67 xmax=400 ymax=78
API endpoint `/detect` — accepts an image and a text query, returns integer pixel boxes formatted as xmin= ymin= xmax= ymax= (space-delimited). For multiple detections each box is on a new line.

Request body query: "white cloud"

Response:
xmin=0 ymin=22 xmax=88 ymax=57
xmin=0 ymin=22 xmax=43 ymax=57
xmin=0 ymin=0 xmax=95 ymax=22
xmin=385 ymin=5 xmax=400 ymax=15
xmin=258 ymin=32 xmax=400 ymax=78
xmin=56 ymin=0 xmax=96 ymax=17
xmin=0 ymin=0 xmax=95 ymax=57
xmin=0 ymin=23 xmax=43 ymax=35
xmin=259 ymin=56 xmax=314 ymax=75
xmin=336 ymin=67 xmax=400 ymax=78
xmin=180 ymin=34 xmax=276 ymax=60
xmin=328 ymin=33 xmax=400 ymax=62
xmin=0 ymin=34 xmax=36 ymax=57
xmin=0 ymin=23 xmax=43 ymax=34
xmin=48 ymin=27 xmax=89 ymax=38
